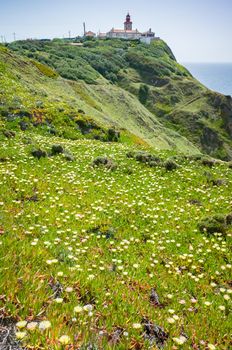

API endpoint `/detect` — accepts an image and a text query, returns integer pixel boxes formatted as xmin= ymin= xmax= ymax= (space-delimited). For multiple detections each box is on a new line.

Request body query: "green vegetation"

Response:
xmin=0 ymin=132 xmax=231 ymax=349
xmin=5 ymin=38 xmax=232 ymax=160
xmin=0 ymin=38 xmax=232 ymax=349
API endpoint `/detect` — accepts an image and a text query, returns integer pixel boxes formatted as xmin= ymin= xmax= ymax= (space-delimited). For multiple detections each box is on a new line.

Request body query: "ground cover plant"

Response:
xmin=0 ymin=131 xmax=231 ymax=349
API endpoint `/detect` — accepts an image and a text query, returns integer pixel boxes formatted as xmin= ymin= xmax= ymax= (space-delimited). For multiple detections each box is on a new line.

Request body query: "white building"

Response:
xmin=101 ymin=13 xmax=158 ymax=43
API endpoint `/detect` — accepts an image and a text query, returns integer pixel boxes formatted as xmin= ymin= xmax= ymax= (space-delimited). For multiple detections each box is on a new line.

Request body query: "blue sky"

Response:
xmin=0 ymin=0 xmax=232 ymax=62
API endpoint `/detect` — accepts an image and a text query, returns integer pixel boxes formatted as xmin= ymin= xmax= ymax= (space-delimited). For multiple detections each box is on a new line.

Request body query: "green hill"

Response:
xmin=4 ymin=38 xmax=232 ymax=160
xmin=0 ymin=39 xmax=232 ymax=350
xmin=0 ymin=43 xmax=198 ymax=155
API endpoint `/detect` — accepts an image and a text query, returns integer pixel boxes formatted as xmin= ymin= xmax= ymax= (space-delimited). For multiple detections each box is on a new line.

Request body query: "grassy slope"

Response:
xmin=7 ymin=38 xmax=232 ymax=159
xmin=0 ymin=132 xmax=231 ymax=349
xmin=117 ymin=42 xmax=232 ymax=160
xmin=0 ymin=41 xmax=232 ymax=350
xmin=0 ymin=44 xmax=198 ymax=154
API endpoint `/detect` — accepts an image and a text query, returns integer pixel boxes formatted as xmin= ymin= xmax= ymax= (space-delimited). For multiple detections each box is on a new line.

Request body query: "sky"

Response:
xmin=0 ymin=0 xmax=232 ymax=62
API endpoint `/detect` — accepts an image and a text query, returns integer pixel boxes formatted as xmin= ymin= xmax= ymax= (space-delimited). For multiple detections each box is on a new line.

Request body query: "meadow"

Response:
xmin=0 ymin=131 xmax=231 ymax=349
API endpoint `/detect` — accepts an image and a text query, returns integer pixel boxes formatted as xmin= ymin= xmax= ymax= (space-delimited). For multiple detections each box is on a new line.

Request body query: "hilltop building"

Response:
xmin=99 ymin=13 xmax=159 ymax=43
xmin=85 ymin=31 xmax=96 ymax=38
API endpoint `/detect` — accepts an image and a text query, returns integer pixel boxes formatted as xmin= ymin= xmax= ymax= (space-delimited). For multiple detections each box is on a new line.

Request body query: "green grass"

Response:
xmin=5 ymin=38 xmax=232 ymax=160
xmin=0 ymin=131 xmax=231 ymax=349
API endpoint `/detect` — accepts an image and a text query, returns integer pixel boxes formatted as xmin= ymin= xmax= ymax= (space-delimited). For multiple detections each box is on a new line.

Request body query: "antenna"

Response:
xmin=83 ymin=22 xmax=86 ymax=36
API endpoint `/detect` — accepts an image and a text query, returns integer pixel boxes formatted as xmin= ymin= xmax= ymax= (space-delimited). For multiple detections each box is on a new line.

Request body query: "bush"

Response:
xmin=139 ymin=84 xmax=149 ymax=105
xmin=202 ymin=158 xmax=215 ymax=168
xmin=92 ymin=156 xmax=117 ymax=171
xmin=198 ymin=214 xmax=227 ymax=234
xmin=51 ymin=144 xmax=64 ymax=155
xmin=164 ymin=159 xmax=179 ymax=171
xmin=31 ymin=148 xmax=47 ymax=159
xmin=2 ymin=129 xmax=16 ymax=138
xmin=107 ymin=128 xmax=120 ymax=142
xmin=64 ymin=152 xmax=75 ymax=162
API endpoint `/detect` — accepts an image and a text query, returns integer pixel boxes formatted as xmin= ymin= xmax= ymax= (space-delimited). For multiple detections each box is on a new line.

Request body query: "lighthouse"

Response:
xmin=124 ymin=13 xmax=132 ymax=31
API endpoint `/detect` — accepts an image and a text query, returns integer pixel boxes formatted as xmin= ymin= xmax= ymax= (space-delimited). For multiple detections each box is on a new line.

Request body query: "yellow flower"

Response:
xmin=59 ymin=335 xmax=71 ymax=345
xmin=16 ymin=321 xmax=27 ymax=329
xmin=173 ymin=336 xmax=187 ymax=345
xmin=74 ymin=305 xmax=83 ymax=313
xmin=132 ymin=323 xmax=142 ymax=329
xmin=27 ymin=322 xmax=37 ymax=330
xmin=38 ymin=320 xmax=51 ymax=330
xmin=16 ymin=331 xmax=27 ymax=339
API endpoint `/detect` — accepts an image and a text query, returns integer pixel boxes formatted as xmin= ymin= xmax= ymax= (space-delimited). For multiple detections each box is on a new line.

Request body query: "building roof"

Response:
xmin=85 ymin=31 xmax=96 ymax=36
xmin=108 ymin=28 xmax=141 ymax=34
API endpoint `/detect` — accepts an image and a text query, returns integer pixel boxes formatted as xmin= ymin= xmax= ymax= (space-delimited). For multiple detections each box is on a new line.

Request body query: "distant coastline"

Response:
xmin=183 ymin=62 xmax=232 ymax=96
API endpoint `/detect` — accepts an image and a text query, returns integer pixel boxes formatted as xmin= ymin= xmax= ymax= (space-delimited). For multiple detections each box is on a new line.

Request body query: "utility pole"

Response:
xmin=68 ymin=30 xmax=71 ymax=39
xmin=1 ymin=35 xmax=4 ymax=43
xmin=13 ymin=32 xmax=16 ymax=41
xmin=83 ymin=22 xmax=86 ymax=36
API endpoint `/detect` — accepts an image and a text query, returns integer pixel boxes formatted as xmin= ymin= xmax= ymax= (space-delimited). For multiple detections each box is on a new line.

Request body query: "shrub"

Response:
xmin=64 ymin=152 xmax=75 ymax=162
xmin=51 ymin=144 xmax=64 ymax=155
xmin=198 ymin=214 xmax=227 ymax=234
xmin=164 ymin=159 xmax=179 ymax=171
xmin=2 ymin=129 xmax=16 ymax=138
xmin=92 ymin=156 xmax=117 ymax=171
xmin=226 ymin=213 xmax=232 ymax=225
xmin=202 ymin=158 xmax=215 ymax=168
xmin=31 ymin=148 xmax=47 ymax=159
xmin=107 ymin=128 xmax=120 ymax=142
xmin=139 ymin=84 xmax=149 ymax=105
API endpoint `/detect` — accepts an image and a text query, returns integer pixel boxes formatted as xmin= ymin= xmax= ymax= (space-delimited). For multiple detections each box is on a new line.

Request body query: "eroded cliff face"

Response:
xmin=209 ymin=93 xmax=232 ymax=137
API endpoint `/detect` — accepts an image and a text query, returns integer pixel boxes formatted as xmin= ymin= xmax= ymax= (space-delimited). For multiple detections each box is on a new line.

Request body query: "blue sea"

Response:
xmin=183 ymin=63 xmax=232 ymax=96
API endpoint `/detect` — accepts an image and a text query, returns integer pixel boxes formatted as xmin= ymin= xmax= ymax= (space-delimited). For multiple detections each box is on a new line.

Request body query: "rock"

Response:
xmin=108 ymin=327 xmax=123 ymax=345
xmin=200 ymin=126 xmax=223 ymax=153
xmin=141 ymin=317 xmax=168 ymax=349
xmin=0 ymin=316 xmax=25 ymax=350
xmin=150 ymin=288 xmax=160 ymax=306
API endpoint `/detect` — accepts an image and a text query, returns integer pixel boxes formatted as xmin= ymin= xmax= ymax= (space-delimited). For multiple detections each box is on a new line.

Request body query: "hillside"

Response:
xmin=0 ymin=43 xmax=198 ymax=154
xmin=4 ymin=38 xmax=232 ymax=160
xmin=0 ymin=131 xmax=232 ymax=349
xmin=0 ymin=39 xmax=232 ymax=350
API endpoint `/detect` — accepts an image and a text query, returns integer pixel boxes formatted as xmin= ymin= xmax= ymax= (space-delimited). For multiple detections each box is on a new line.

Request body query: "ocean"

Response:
xmin=183 ymin=63 xmax=232 ymax=97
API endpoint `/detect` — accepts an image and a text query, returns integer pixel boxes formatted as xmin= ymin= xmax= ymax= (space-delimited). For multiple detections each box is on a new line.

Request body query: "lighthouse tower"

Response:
xmin=124 ymin=13 xmax=132 ymax=31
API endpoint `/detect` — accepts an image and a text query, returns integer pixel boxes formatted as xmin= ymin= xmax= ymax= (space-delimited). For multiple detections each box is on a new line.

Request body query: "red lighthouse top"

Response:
xmin=126 ymin=13 xmax=131 ymax=22
xmin=124 ymin=13 xmax=132 ymax=31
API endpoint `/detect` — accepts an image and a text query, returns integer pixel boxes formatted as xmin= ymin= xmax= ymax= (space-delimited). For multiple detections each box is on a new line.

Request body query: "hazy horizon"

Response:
xmin=1 ymin=0 xmax=232 ymax=63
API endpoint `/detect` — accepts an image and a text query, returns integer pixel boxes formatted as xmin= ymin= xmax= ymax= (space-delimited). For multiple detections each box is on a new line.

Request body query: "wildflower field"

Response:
xmin=0 ymin=132 xmax=231 ymax=349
